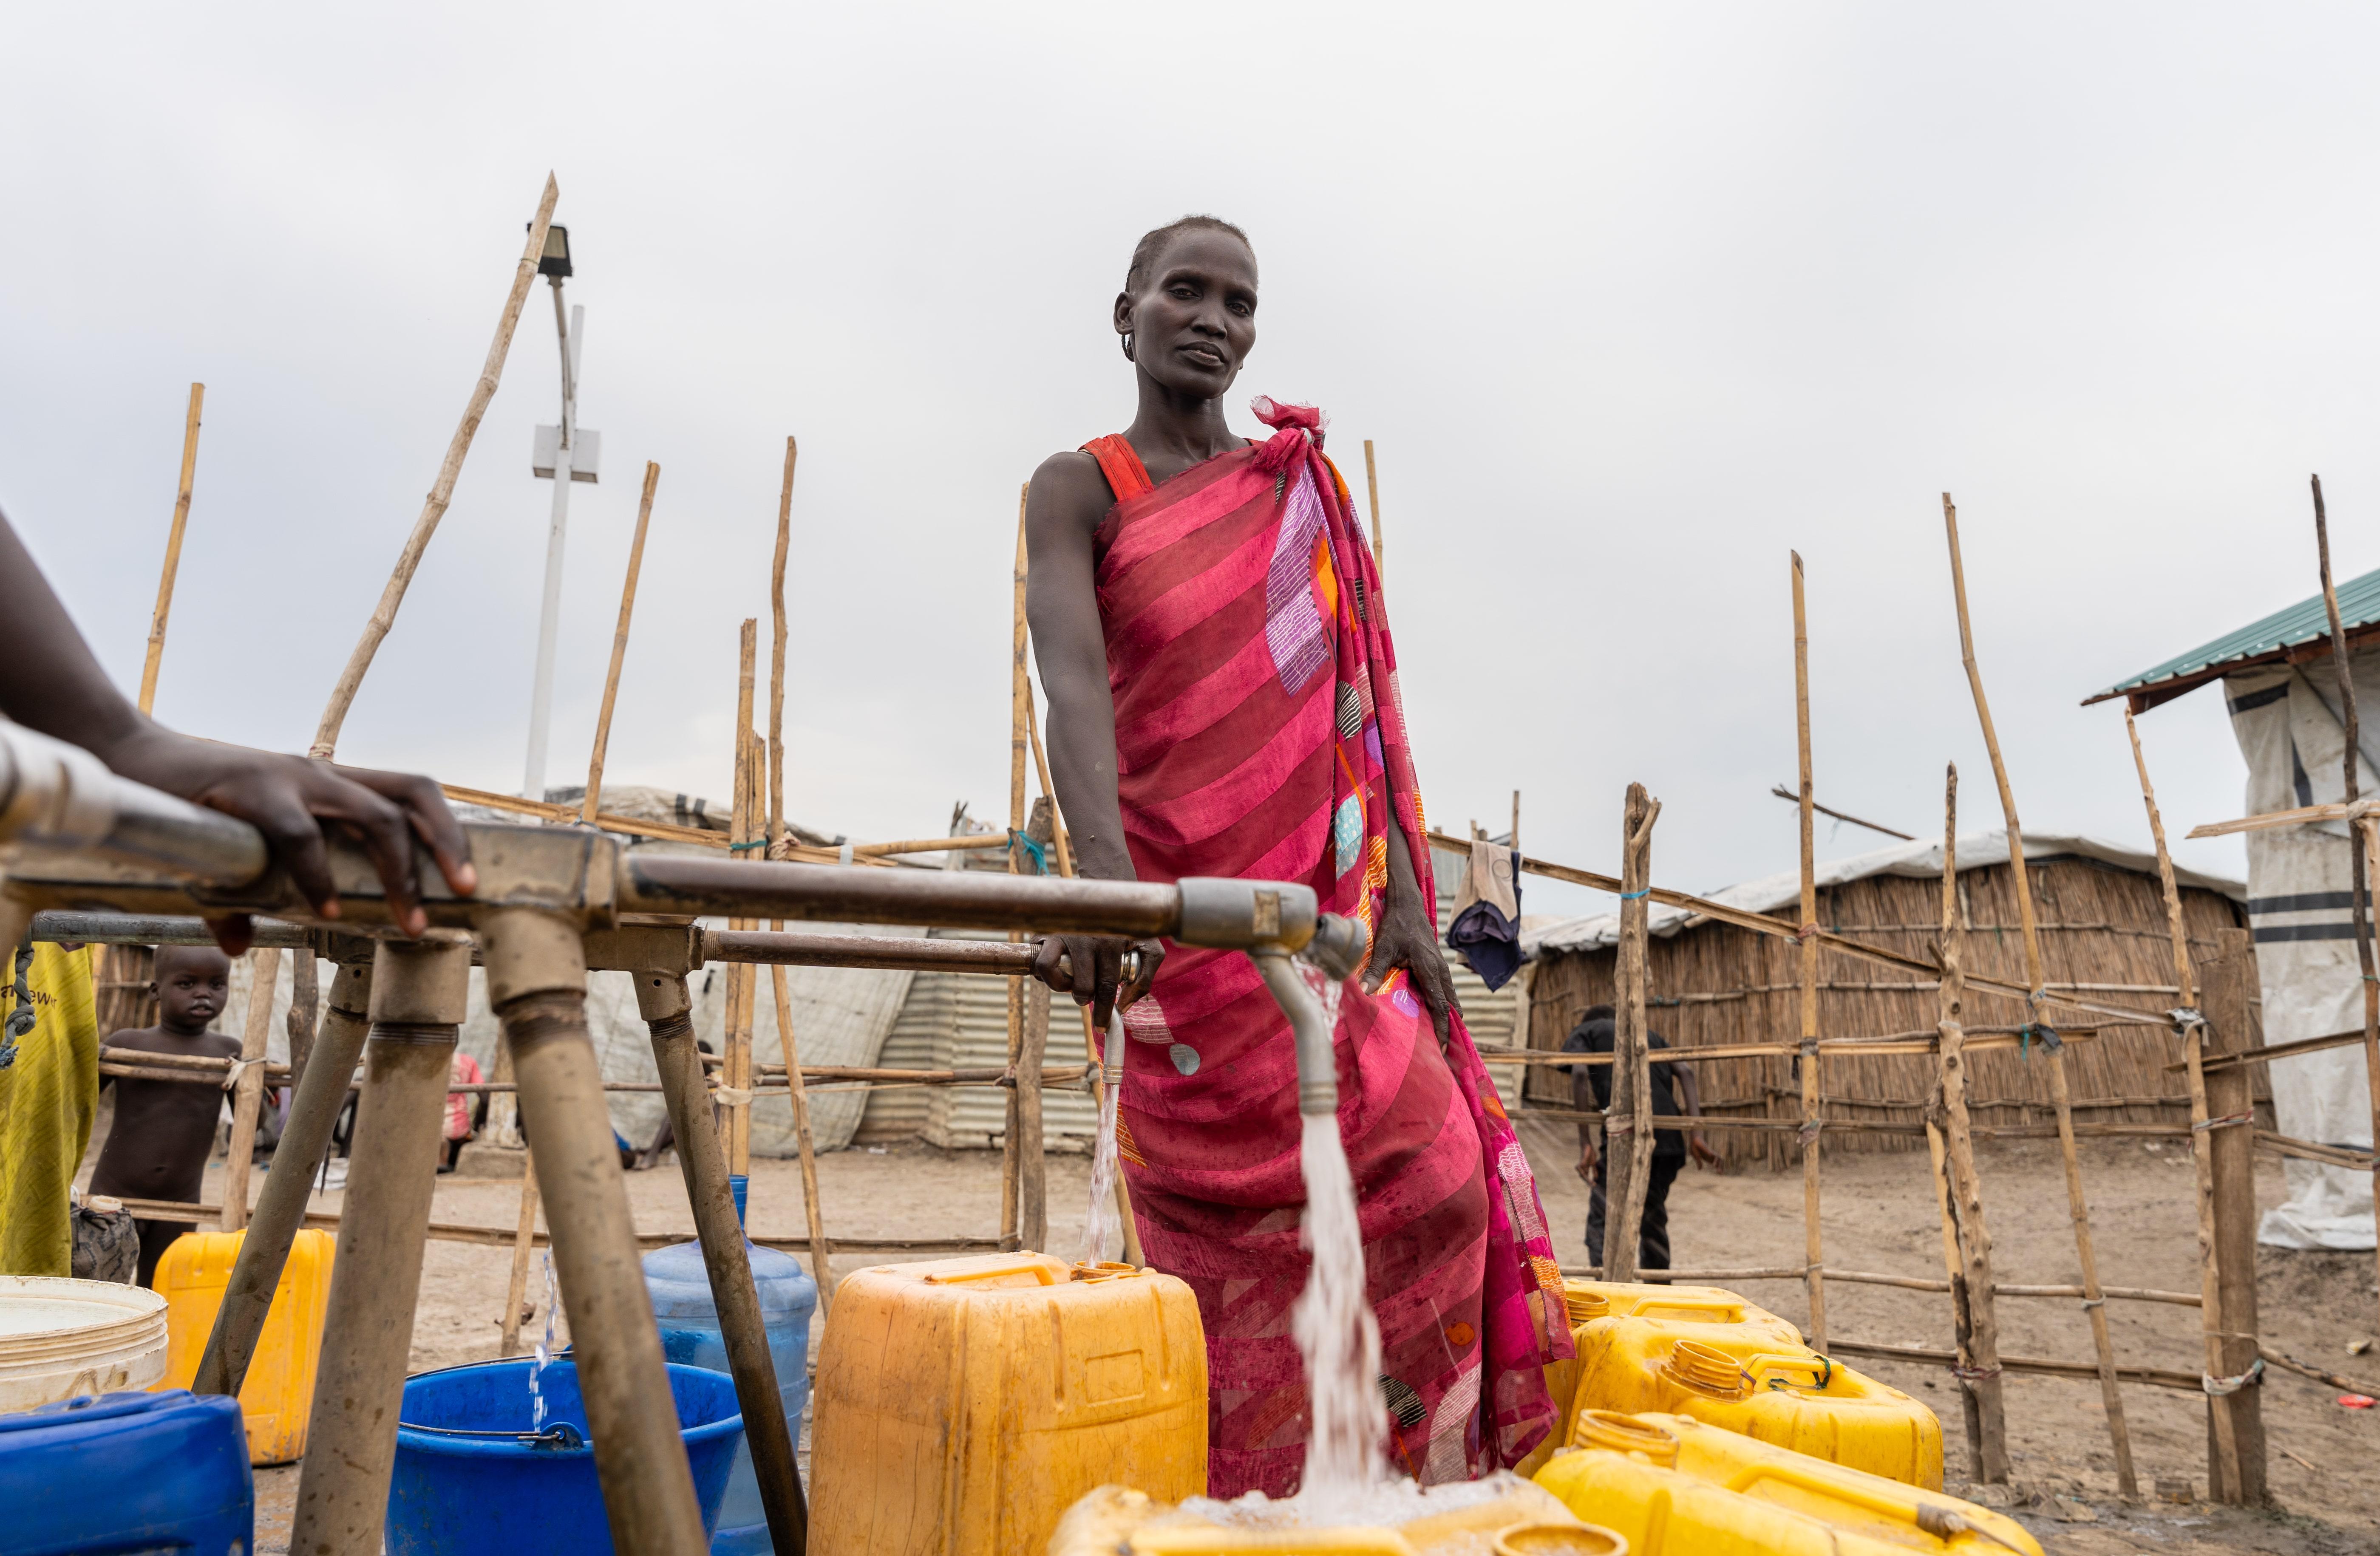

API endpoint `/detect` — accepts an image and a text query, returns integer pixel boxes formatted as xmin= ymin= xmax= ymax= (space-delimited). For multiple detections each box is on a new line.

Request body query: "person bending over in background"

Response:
xmin=87 ymin=945 xmax=238 ymax=1285
xmin=1567 ymin=1004 xmax=1720 ymax=1278
xmin=1025 ymin=215 xmax=1568 ymax=1494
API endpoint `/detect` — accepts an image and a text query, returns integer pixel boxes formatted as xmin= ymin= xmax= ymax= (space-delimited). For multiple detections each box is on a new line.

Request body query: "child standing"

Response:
xmin=88 ymin=945 xmax=238 ymax=1285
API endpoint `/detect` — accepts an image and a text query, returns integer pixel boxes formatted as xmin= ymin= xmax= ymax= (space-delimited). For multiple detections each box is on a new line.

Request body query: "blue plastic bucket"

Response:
xmin=387 ymin=1358 xmax=744 ymax=1555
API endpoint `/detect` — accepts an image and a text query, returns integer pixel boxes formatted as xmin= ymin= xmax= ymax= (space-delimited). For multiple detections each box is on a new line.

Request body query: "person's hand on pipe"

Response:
xmin=0 ymin=510 xmax=474 ymax=951
xmin=1031 ymin=934 xmax=1164 ymax=1033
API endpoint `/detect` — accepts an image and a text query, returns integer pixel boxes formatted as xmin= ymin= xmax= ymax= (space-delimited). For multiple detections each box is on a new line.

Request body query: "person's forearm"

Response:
xmin=0 ymin=514 xmax=148 ymax=758
xmin=1678 ymin=1066 xmax=1703 ymax=1116
xmin=1381 ymin=786 xmax=1427 ymax=915
xmin=1042 ymin=665 xmax=1135 ymax=883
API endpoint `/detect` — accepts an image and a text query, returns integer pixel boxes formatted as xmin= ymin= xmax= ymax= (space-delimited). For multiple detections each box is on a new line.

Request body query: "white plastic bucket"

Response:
xmin=0 ymin=1275 xmax=169 ymax=1412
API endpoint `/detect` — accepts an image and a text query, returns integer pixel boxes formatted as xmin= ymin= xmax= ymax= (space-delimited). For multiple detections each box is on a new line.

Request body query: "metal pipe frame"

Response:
xmin=0 ymin=775 xmax=1374 ymax=1550
xmin=636 ymin=970 xmax=808 ymax=1554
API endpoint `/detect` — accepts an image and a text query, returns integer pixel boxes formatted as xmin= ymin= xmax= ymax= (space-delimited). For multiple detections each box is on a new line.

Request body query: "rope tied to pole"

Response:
xmin=2019 ymin=990 xmax=2062 ymax=1058
xmin=2203 ymin=1356 xmax=2265 ymax=1396
xmin=1797 ymin=1120 xmax=1822 ymax=1146
xmin=220 ymin=1057 xmax=262 ymax=1094
xmin=1952 ymin=1361 xmax=2003 ymax=1382
xmin=1008 ymin=829 xmax=1053 ymax=876
xmin=2192 ymin=1110 xmax=2253 ymax=1133
xmin=727 ymin=838 xmax=768 ymax=852
xmin=2168 ymin=1006 xmax=2207 ymax=1035
xmin=1795 ymin=921 xmax=1819 ymax=942
xmin=1618 ymin=888 xmax=1650 ymax=901
xmin=711 ymin=1085 xmax=753 ymax=1108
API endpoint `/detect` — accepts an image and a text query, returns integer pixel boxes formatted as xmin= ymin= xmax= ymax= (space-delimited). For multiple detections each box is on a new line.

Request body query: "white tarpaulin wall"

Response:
xmin=218 ymin=933 xmax=914 ymax=1158
xmin=450 ymin=928 xmax=915 ymax=1157
xmin=2227 ymin=654 xmax=2380 ymax=1250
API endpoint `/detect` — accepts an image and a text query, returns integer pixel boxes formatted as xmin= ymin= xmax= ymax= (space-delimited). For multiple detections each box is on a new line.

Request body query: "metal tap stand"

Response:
xmin=0 ymin=718 xmax=1361 ymax=1556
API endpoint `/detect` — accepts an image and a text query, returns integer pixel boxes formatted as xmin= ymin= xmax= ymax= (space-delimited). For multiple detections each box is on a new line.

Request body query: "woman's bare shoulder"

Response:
xmin=1029 ymin=449 xmax=1114 ymax=538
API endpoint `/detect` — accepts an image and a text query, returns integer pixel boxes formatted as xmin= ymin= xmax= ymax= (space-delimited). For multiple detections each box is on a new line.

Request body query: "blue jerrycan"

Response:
xmin=643 ymin=1174 xmax=819 ymax=1555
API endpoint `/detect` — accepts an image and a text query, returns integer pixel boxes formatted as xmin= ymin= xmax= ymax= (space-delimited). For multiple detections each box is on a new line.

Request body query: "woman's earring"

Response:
xmin=1121 ymin=331 xmax=1135 ymax=362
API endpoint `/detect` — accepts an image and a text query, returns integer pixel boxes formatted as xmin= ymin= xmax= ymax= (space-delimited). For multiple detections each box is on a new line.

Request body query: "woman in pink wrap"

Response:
xmin=1025 ymin=215 xmax=1569 ymax=1498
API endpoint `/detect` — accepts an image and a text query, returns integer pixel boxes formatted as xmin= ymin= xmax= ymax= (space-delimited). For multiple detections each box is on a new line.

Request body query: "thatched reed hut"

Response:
xmin=1518 ymin=831 xmax=2258 ymax=1168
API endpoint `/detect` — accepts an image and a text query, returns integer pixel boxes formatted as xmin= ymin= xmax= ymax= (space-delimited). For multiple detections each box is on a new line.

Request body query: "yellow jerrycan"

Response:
xmin=1536 ymin=1411 xmax=2039 ymax=1556
xmin=1519 ymin=1281 xmax=1806 ymax=1476
xmin=809 ymin=1253 xmax=1205 ymax=1556
xmin=153 ymin=1227 xmax=334 ymax=1465
xmin=1568 ymin=1325 xmax=1942 ymax=1488
xmin=1048 ymin=1480 xmax=1618 ymax=1556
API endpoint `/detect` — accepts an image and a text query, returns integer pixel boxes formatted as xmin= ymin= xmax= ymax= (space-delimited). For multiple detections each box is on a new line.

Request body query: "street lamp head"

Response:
xmin=535 ymin=223 xmax=572 ymax=280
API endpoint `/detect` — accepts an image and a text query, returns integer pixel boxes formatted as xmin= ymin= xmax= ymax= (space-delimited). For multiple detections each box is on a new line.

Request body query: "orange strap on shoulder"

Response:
xmin=1082 ymin=434 xmax=1155 ymax=503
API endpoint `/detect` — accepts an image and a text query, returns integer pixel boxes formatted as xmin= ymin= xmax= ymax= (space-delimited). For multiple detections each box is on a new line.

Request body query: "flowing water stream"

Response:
xmin=527 ymin=1250 xmax=558 ymax=1432
xmin=1077 ymin=1011 xmax=1125 ymax=1265
xmin=1084 ymin=954 xmax=1426 ymax=1522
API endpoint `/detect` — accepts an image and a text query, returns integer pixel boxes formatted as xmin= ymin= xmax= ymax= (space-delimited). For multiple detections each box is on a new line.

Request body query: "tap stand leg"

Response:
xmin=638 ymin=969 xmax=810 ymax=1554
xmin=487 ymin=910 xmax=707 ymax=1556
xmin=194 ymin=955 xmax=373 ymax=1398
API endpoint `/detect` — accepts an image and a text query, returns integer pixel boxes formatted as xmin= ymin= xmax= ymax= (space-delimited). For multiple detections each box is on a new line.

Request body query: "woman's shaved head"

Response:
xmin=1125 ymin=215 xmax=1254 ymax=296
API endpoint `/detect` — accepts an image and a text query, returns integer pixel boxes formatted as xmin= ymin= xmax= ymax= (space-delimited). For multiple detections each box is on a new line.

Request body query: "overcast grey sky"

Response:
xmin=6 ymin=3 xmax=2376 ymax=917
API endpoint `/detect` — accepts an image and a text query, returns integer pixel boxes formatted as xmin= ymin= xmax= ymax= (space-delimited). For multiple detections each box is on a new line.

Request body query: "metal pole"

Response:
xmin=289 ymin=939 xmax=470 ymax=1555
xmin=194 ymin=956 xmax=373 ymax=1398
xmin=485 ymin=907 xmax=707 ymax=1555
xmin=521 ymin=282 xmax=581 ymax=801
xmin=638 ymin=971 xmax=808 ymax=1554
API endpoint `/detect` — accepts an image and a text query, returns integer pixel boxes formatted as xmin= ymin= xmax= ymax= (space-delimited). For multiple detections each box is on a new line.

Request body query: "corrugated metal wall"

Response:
xmin=854 ymin=930 xmax=1102 ymax=1151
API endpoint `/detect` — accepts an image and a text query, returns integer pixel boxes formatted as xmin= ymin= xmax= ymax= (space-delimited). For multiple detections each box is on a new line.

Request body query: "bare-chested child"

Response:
xmin=88 ymin=945 xmax=238 ymax=1285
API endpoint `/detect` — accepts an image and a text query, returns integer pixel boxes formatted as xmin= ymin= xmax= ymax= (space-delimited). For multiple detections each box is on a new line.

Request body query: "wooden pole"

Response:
xmin=1605 ymin=783 xmax=1659 ymax=1281
xmin=219 ymin=947 xmax=282 ymax=1233
xmin=2201 ymin=927 xmax=2271 ymax=1504
xmin=499 ymin=1154 xmax=541 ymax=1358
xmin=769 ymin=439 xmax=796 ymax=860
xmin=579 ymin=462 xmax=660 ymax=825
xmin=1922 ymin=1121 xmax=1983 ymax=1476
xmin=1930 ymin=766 xmax=2009 ymax=1482
xmin=1002 ymin=484 xmax=1030 ymax=1247
xmin=764 ymin=437 xmax=835 ymax=1316
xmin=1791 ymin=551 xmax=1828 ymax=1348
xmin=1941 ymin=492 xmax=2136 ymax=1499
xmin=727 ymin=622 xmax=758 ymax=1176
xmin=310 ymin=174 xmax=560 ymax=758
xmin=2125 ymin=708 xmax=2246 ymax=1499
xmin=1026 ymin=688 xmax=1142 ymax=1264
xmin=139 ymin=382 xmax=204 ymax=716
xmin=2311 ymin=474 xmax=2380 ymax=1346
xmin=1363 ymin=439 xmax=1384 ymax=575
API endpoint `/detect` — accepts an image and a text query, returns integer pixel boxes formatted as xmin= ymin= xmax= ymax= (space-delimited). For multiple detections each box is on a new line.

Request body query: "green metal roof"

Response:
xmin=2084 ymin=563 xmax=2380 ymax=707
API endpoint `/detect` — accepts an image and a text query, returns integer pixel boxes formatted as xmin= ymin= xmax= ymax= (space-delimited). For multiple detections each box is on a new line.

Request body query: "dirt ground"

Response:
xmin=136 ymin=1119 xmax=2380 ymax=1554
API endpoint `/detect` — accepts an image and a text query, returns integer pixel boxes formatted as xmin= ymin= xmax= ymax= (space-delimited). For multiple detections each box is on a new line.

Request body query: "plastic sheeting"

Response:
xmin=450 ymin=928 xmax=915 ymax=1157
xmin=215 ymin=929 xmax=912 ymax=1160
xmin=2227 ymin=658 xmax=2380 ymax=1250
